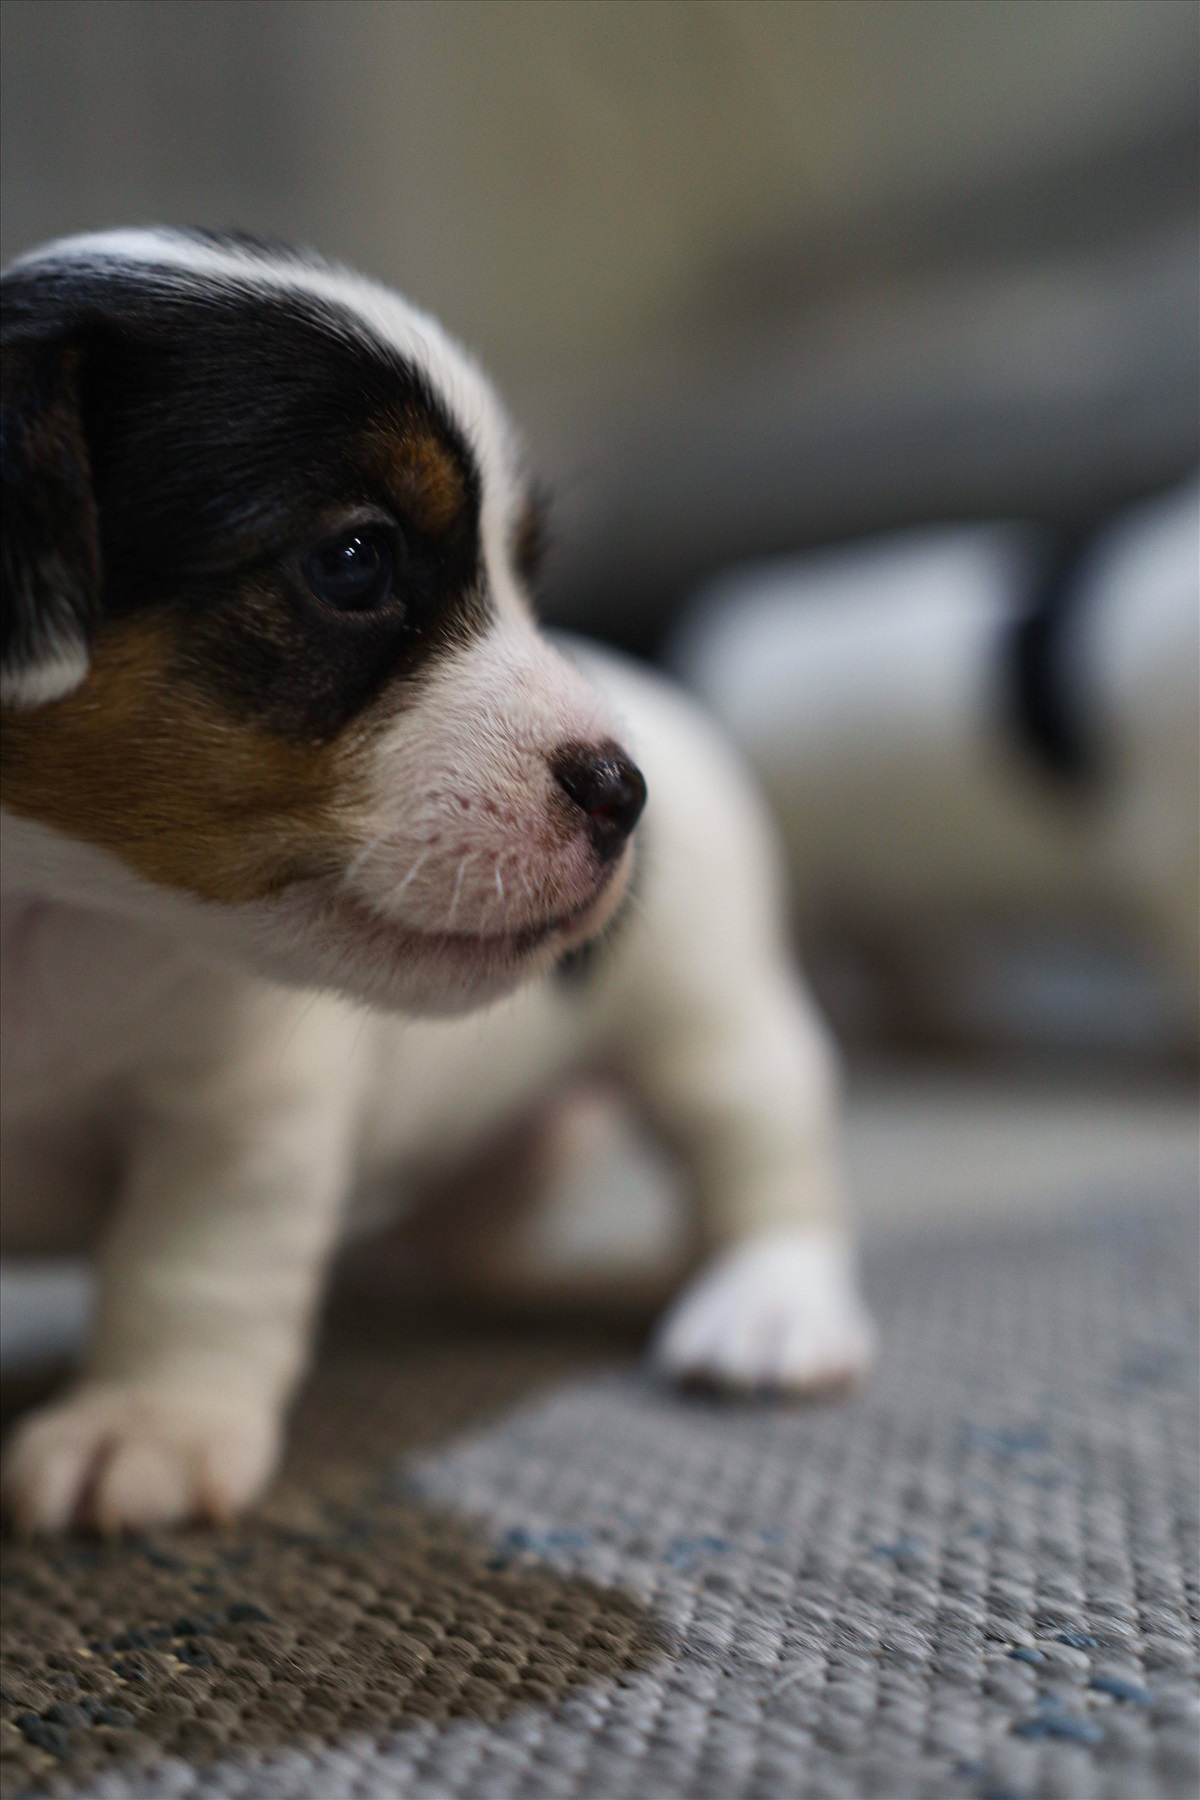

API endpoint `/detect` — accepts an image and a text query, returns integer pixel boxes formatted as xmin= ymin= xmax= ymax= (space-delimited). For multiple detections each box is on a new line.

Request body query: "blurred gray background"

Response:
xmin=4 ymin=0 xmax=1197 ymax=647
xmin=3 ymin=0 xmax=1196 ymax=1265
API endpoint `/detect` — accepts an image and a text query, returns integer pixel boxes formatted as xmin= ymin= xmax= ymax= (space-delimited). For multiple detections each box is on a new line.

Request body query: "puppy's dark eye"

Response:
xmin=303 ymin=528 xmax=397 ymax=612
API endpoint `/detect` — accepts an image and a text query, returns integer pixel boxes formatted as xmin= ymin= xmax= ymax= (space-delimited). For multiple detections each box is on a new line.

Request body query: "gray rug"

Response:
xmin=5 ymin=1196 xmax=1197 ymax=1800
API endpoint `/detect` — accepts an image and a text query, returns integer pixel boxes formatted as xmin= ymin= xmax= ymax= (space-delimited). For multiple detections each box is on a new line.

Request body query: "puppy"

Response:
xmin=0 ymin=230 xmax=872 ymax=1535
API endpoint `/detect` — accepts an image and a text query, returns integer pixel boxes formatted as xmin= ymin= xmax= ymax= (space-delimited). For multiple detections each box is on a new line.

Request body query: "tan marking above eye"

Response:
xmin=371 ymin=426 xmax=467 ymax=537
xmin=0 ymin=617 xmax=369 ymax=905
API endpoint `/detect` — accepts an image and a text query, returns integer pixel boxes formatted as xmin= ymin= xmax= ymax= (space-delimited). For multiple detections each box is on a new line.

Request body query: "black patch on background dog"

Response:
xmin=1007 ymin=529 xmax=1100 ymax=785
xmin=0 ymin=336 xmax=101 ymax=691
xmin=2 ymin=247 xmax=487 ymax=740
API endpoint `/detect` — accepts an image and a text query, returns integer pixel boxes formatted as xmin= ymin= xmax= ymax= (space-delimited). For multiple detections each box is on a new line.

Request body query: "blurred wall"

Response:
xmin=4 ymin=0 xmax=1195 ymax=397
xmin=3 ymin=1 xmax=1196 ymax=644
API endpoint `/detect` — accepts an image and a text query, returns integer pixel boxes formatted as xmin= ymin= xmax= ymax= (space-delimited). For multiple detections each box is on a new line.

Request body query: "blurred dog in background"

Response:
xmin=677 ymin=489 xmax=1199 ymax=1057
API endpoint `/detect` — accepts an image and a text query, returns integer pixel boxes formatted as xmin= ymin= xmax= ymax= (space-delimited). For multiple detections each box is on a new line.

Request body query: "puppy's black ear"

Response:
xmin=1 ymin=335 xmax=101 ymax=709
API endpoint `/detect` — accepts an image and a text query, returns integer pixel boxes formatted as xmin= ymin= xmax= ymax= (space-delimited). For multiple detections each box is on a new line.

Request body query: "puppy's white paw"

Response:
xmin=652 ymin=1227 xmax=875 ymax=1396
xmin=1 ymin=1382 xmax=280 ymax=1536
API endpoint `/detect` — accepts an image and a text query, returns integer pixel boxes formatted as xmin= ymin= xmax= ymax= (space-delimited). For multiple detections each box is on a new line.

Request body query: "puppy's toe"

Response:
xmin=2 ymin=1384 xmax=279 ymax=1535
xmin=652 ymin=1227 xmax=875 ymax=1397
xmin=194 ymin=1418 xmax=280 ymax=1525
xmin=2 ymin=1420 xmax=99 ymax=1538
xmin=90 ymin=1437 xmax=196 ymax=1536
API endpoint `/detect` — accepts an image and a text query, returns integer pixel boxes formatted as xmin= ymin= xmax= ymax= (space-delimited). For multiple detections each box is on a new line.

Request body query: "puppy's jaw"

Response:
xmin=348 ymin=619 xmax=621 ymax=925
xmin=255 ymin=844 xmax=632 ymax=1016
xmin=249 ymin=616 xmax=638 ymax=1014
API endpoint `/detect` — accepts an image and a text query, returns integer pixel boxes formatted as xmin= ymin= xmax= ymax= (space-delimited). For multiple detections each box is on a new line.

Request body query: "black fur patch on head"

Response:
xmin=2 ymin=246 xmax=489 ymax=740
xmin=1 ymin=335 xmax=100 ymax=698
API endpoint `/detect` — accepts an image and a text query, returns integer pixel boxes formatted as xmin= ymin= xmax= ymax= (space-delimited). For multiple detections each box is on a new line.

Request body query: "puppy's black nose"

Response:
xmin=552 ymin=743 xmax=647 ymax=861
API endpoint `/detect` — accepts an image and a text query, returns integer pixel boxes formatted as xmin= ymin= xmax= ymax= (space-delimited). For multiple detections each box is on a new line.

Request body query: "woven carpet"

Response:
xmin=2 ymin=1196 xmax=1196 ymax=1800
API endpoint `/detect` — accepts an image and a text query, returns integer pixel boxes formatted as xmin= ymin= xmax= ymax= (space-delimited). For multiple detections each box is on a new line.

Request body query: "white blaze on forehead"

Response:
xmin=9 ymin=228 xmax=524 ymax=579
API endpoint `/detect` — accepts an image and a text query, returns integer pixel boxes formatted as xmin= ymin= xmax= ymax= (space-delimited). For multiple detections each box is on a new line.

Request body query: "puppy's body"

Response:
xmin=1 ymin=233 xmax=870 ymax=1533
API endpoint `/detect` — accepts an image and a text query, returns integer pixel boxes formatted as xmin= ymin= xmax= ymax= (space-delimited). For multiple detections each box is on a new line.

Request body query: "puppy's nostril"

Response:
xmin=551 ymin=742 xmax=647 ymax=861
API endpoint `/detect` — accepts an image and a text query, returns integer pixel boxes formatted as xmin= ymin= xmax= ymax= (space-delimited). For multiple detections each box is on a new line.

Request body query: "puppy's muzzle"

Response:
xmin=551 ymin=741 xmax=647 ymax=862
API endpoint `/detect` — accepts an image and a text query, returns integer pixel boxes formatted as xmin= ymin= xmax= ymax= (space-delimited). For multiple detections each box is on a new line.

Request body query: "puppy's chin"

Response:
xmin=242 ymin=847 xmax=633 ymax=1016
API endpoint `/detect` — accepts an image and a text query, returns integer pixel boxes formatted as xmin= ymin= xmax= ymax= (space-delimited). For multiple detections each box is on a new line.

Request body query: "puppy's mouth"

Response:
xmin=304 ymin=852 xmax=628 ymax=976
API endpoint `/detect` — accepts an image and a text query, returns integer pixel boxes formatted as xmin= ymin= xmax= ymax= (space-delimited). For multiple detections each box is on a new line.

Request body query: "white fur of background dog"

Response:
xmin=674 ymin=484 xmax=1199 ymax=1049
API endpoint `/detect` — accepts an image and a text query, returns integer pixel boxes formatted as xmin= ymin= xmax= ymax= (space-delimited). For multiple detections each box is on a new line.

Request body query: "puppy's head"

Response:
xmin=0 ymin=229 xmax=645 ymax=1012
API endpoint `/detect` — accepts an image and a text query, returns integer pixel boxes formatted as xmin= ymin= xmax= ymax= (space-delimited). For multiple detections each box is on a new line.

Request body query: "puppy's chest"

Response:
xmin=1 ymin=898 xmax=175 ymax=1115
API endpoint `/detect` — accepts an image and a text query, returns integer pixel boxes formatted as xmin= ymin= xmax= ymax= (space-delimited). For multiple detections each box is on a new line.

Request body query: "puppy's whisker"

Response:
xmin=491 ymin=864 xmax=513 ymax=929
xmin=504 ymin=871 xmax=525 ymax=933
xmin=393 ymin=848 xmax=431 ymax=900
xmin=342 ymin=824 xmax=393 ymax=886
xmin=445 ymin=854 xmax=472 ymax=929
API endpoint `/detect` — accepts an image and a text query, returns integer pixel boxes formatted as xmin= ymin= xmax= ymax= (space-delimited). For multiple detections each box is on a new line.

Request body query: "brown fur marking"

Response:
xmin=0 ymin=617 xmax=368 ymax=904
xmin=373 ymin=428 xmax=467 ymax=537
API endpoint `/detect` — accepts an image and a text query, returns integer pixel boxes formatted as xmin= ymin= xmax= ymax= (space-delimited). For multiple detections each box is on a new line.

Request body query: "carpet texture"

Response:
xmin=1 ymin=1197 xmax=1196 ymax=1800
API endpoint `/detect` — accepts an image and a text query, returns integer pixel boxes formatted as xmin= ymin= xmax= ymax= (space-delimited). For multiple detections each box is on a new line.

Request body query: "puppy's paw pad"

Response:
xmin=652 ymin=1228 xmax=875 ymax=1396
xmin=1 ymin=1384 xmax=279 ymax=1536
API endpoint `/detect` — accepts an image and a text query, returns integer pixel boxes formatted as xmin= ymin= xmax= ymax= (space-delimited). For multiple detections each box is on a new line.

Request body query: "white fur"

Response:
xmin=652 ymin=1226 xmax=875 ymax=1392
xmin=234 ymin=615 xmax=635 ymax=1018
xmin=0 ymin=643 xmax=91 ymax=710
xmin=2 ymin=649 xmax=867 ymax=1533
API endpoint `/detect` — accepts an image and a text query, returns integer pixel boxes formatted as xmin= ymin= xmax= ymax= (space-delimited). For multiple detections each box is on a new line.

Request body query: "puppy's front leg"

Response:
xmin=621 ymin=951 xmax=874 ymax=1397
xmin=3 ymin=987 xmax=364 ymax=1535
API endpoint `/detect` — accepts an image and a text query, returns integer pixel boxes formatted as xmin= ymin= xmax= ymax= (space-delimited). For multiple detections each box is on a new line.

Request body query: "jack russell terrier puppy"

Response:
xmin=0 ymin=230 xmax=873 ymax=1536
